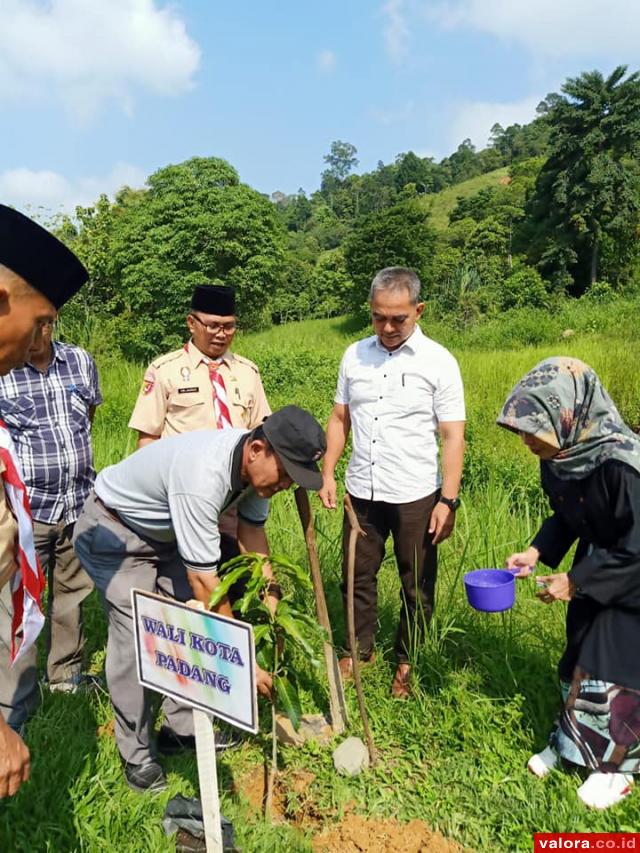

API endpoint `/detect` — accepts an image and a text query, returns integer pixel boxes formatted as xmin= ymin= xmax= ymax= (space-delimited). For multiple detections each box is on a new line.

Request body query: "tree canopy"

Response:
xmin=523 ymin=66 xmax=640 ymax=294
xmin=66 ymin=157 xmax=285 ymax=359
xmin=56 ymin=65 xmax=640 ymax=352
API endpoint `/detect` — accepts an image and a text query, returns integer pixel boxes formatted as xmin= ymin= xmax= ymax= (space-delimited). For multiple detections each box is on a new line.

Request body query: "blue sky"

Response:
xmin=1 ymin=0 xmax=639 ymax=216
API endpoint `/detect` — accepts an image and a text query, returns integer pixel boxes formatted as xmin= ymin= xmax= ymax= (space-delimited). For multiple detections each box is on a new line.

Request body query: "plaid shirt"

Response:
xmin=0 ymin=342 xmax=102 ymax=525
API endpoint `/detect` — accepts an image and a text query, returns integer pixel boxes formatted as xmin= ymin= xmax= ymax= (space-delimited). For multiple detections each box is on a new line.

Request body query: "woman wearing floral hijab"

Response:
xmin=498 ymin=357 xmax=640 ymax=810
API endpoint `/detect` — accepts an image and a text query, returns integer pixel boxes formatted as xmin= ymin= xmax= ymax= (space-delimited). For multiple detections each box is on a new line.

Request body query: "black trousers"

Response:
xmin=341 ymin=491 xmax=439 ymax=663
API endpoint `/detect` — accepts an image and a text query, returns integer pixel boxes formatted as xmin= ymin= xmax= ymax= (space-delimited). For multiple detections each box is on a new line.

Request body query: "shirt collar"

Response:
xmin=371 ymin=324 xmax=423 ymax=354
xmin=229 ymin=435 xmax=248 ymax=493
xmin=51 ymin=341 xmax=67 ymax=362
xmin=26 ymin=340 xmax=65 ymax=372
xmin=186 ymin=339 xmax=233 ymax=368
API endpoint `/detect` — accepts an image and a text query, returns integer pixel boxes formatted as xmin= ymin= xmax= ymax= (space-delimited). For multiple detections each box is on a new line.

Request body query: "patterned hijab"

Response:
xmin=497 ymin=357 xmax=640 ymax=480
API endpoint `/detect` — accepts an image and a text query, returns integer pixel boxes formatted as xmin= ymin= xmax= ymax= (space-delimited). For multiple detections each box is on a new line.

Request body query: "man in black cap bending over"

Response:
xmin=0 ymin=204 xmax=88 ymax=798
xmin=73 ymin=405 xmax=327 ymax=793
xmin=129 ymin=284 xmax=270 ymax=447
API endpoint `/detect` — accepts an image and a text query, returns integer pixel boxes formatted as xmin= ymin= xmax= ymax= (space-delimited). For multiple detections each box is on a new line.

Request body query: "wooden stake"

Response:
xmin=344 ymin=494 xmax=377 ymax=766
xmin=188 ymin=600 xmax=224 ymax=852
xmin=193 ymin=710 xmax=223 ymax=853
xmin=294 ymin=488 xmax=348 ymax=734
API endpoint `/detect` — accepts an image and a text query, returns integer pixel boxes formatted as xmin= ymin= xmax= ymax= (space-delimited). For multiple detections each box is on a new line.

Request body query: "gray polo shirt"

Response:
xmin=94 ymin=428 xmax=269 ymax=572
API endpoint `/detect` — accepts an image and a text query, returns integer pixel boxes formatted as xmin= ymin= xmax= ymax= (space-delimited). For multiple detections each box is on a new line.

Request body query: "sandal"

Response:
xmin=391 ymin=664 xmax=411 ymax=700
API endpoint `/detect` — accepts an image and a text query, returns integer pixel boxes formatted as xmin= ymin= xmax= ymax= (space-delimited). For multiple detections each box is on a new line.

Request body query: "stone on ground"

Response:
xmin=275 ymin=713 xmax=333 ymax=747
xmin=332 ymin=736 xmax=370 ymax=776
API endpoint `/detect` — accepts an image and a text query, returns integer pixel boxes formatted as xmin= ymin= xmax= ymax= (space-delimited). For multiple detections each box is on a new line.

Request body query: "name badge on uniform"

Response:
xmin=178 ymin=387 xmax=200 ymax=394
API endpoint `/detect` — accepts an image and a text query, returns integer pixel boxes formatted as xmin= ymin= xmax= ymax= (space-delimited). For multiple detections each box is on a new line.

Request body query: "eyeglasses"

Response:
xmin=190 ymin=315 xmax=237 ymax=334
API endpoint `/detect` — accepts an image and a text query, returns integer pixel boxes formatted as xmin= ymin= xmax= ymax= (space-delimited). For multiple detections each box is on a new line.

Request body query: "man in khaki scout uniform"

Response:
xmin=129 ymin=284 xmax=270 ymax=447
xmin=127 ymin=284 xmax=270 ymax=759
xmin=0 ymin=204 xmax=88 ymax=798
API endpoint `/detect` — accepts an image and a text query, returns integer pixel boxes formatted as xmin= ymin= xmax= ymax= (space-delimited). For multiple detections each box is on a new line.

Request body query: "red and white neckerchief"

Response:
xmin=184 ymin=343 xmax=233 ymax=430
xmin=207 ymin=359 xmax=232 ymax=430
xmin=0 ymin=420 xmax=45 ymax=663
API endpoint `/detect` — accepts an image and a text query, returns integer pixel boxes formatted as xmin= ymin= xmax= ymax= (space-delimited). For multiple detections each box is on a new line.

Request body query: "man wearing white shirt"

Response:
xmin=320 ymin=267 xmax=465 ymax=698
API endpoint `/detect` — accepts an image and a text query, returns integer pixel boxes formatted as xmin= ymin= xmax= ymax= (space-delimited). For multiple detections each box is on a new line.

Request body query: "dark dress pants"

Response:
xmin=341 ymin=491 xmax=439 ymax=663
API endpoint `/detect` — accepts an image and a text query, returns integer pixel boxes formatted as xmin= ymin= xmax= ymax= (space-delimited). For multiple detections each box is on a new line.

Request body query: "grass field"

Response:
xmin=1 ymin=303 xmax=639 ymax=852
xmin=422 ymin=168 xmax=511 ymax=232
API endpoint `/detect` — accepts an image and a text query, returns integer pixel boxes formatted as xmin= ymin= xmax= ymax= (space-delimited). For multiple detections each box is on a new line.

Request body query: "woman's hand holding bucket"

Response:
xmin=505 ymin=545 xmax=540 ymax=578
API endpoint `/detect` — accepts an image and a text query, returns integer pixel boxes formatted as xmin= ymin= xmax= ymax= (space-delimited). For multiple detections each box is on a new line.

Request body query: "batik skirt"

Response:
xmin=550 ymin=667 xmax=640 ymax=774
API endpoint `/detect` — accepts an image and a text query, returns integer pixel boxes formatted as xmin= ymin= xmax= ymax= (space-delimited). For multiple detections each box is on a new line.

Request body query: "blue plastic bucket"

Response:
xmin=463 ymin=569 xmax=516 ymax=612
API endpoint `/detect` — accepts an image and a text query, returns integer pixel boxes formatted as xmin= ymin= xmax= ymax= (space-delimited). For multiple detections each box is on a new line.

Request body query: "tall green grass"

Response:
xmin=2 ymin=304 xmax=639 ymax=851
xmin=422 ymin=168 xmax=510 ymax=232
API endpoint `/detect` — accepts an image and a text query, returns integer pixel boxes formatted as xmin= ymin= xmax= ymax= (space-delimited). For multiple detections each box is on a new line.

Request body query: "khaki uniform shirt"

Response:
xmin=128 ymin=341 xmax=271 ymax=438
xmin=0 ymin=469 xmax=18 ymax=591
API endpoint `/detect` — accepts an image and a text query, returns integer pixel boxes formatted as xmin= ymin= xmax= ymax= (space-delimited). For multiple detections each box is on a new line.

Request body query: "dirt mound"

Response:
xmin=235 ymin=766 xmax=317 ymax=822
xmin=235 ymin=765 xmax=286 ymax=819
xmin=236 ymin=767 xmax=465 ymax=851
xmin=312 ymin=814 xmax=465 ymax=853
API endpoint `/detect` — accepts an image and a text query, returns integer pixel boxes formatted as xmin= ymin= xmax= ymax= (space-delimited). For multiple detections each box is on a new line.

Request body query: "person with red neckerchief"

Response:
xmin=0 ymin=204 xmax=88 ymax=798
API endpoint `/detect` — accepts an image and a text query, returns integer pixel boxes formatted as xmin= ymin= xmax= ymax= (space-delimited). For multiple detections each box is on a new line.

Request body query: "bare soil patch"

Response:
xmin=236 ymin=766 xmax=466 ymax=852
xmin=235 ymin=766 xmax=317 ymax=822
xmin=97 ymin=718 xmax=115 ymax=739
xmin=312 ymin=814 xmax=466 ymax=853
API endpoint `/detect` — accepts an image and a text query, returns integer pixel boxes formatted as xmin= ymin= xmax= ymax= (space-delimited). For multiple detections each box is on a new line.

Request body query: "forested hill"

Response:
xmin=57 ymin=66 xmax=640 ymax=361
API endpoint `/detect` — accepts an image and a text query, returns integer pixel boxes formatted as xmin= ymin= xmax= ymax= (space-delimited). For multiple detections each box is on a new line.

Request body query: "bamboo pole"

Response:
xmin=294 ymin=488 xmax=348 ymax=733
xmin=343 ymin=494 xmax=377 ymax=766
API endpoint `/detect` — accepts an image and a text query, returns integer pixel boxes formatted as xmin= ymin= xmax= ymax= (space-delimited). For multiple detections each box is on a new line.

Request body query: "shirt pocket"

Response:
xmin=230 ymin=388 xmax=255 ymax=425
xmin=68 ymin=383 xmax=93 ymax=421
xmin=390 ymin=373 xmax=435 ymax=413
xmin=0 ymin=395 xmax=39 ymax=430
xmin=167 ymin=393 xmax=208 ymax=430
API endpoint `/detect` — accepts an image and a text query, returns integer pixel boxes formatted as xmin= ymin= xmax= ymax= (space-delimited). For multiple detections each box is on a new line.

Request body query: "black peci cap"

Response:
xmin=0 ymin=205 xmax=88 ymax=309
xmin=191 ymin=284 xmax=236 ymax=316
xmin=262 ymin=406 xmax=327 ymax=491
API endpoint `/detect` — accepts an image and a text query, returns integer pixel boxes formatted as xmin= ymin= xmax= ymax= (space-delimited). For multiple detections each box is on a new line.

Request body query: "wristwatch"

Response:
xmin=439 ymin=495 xmax=460 ymax=512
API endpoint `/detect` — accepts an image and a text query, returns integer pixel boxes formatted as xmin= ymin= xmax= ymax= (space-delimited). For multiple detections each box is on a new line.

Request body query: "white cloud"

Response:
xmin=448 ymin=94 xmax=540 ymax=150
xmin=381 ymin=0 xmax=410 ymax=63
xmin=429 ymin=0 xmax=640 ymax=60
xmin=316 ymin=49 xmax=337 ymax=73
xmin=0 ymin=162 xmax=147 ymax=216
xmin=0 ymin=0 xmax=200 ymax=121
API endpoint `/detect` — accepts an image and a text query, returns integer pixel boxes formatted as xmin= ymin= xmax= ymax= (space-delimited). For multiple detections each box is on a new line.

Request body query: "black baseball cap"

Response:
xmin=0 ymin=204 xmax=88 ymax=309
xmin=262 ymin=406 xmax=327 ymax=491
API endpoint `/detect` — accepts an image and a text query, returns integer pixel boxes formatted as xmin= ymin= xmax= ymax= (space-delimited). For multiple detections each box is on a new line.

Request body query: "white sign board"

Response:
xmin=131 ymin=589 xmax=258 ymax=734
